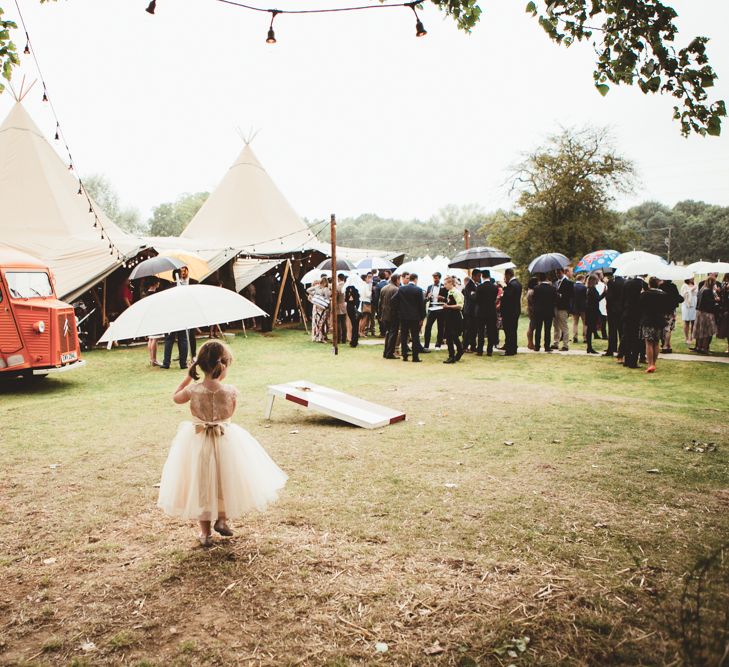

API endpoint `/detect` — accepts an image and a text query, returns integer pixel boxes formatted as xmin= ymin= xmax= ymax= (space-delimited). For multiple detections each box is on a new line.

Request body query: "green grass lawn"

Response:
xmin=0 ymin=325 xmax=727 ymax=666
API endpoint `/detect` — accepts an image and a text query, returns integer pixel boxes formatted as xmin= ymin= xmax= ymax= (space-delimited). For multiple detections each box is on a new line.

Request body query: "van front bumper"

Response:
xmin=32 ymin=359 xmax=87 ymax=375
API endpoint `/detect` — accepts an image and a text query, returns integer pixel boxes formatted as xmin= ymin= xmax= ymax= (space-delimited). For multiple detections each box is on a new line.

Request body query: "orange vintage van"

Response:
xmin=0 ymin=248 xmax=85 ymax=377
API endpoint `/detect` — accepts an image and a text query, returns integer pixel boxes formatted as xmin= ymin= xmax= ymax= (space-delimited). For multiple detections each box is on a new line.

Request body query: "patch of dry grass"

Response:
xmin=0 ymin=328 xmax=727 ymax=665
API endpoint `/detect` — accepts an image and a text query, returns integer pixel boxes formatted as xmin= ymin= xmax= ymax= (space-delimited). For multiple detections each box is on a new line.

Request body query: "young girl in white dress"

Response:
xmin=157 ymin=340 xmax=287 ymax=546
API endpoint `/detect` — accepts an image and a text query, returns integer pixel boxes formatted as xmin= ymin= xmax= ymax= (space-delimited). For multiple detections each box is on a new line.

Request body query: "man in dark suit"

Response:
xmin=621 ymin=276 xmax=645 ymax=368
xmin=474 ymin=270 xmax=499 ymax=356
xmin=501 ymin=268 xmax=522 ymax=356
xmin=604 ymin=273 xmax=624 ymax=357
xmin=532 ymin=273 xmax=558 ymax=352
xmin=551 ymin=268 xmax=574 ymax=351
xmin=424 ymin=272 xmax=448 ymax=349
xmin=392 ymin=273 xmax=426 ymax=362
xmin=462 ymin=270 xmax=481 ymax=352
xmin=374 ymin=271 xmax=390 ymax=336
xmin=379 ymin=274 xmax=400 ymax=359
xmin=254 ymin=273 xmax=276 ymax=333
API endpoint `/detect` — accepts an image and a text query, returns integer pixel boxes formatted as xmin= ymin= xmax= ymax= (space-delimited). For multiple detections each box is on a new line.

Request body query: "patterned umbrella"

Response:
xmin=574 ymin=249 xmax=620 ymax=273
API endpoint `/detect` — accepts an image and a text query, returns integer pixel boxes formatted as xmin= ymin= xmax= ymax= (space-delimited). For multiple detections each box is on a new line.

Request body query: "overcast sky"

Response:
xmin=2 ymin=0 xmax=727 ymax=225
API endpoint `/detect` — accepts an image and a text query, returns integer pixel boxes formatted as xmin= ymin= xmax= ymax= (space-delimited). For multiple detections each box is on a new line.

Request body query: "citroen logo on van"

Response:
xmin=63 ymin=317 xmax=70 ymax=338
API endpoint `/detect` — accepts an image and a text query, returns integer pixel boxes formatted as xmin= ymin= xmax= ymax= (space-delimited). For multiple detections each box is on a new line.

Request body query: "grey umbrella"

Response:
xmin=128 ymin=255 xmax=186 ymax=280
xmin=316 ymin=257 xmax=357 ymax=272
xmin=448 ymin=246 xmax=511 ymax=269
xmin=527 ymin=253 xmax=570 ymax=274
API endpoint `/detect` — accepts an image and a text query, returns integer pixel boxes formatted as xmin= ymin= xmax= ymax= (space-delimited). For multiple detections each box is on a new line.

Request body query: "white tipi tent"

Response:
xmin=181 ymin=143 xmax=318 ymax=255
xmin=0 ymin=103 xmax=143 ymax=301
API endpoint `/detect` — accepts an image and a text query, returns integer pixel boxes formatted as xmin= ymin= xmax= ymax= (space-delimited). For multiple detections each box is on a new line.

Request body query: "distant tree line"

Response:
xmin=311 ymin=201 xmax=729 ymax=265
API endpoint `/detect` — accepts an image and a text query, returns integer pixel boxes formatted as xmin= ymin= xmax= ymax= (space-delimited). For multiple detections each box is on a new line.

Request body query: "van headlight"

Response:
xmin=33 ymin=320 xmax=46 ymax=334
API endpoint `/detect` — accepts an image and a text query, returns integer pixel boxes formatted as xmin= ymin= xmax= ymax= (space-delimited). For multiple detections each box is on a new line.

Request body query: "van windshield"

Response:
xmin=5 ymin=271 xmax=54 ymax=298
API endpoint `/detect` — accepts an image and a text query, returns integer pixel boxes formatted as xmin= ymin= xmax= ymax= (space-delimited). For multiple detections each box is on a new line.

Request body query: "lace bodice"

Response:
xmin=187 ymin=384 xmax=238 ymax=422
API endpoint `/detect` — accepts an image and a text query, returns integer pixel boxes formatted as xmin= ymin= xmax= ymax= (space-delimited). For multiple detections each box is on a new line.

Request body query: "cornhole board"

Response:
xmin=265 ymin=380 xmax=406 ymax=430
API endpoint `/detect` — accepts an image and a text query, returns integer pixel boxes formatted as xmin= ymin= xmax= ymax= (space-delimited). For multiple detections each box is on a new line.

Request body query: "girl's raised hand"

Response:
xmin=173 ymin=373 xmax=194 ymax=404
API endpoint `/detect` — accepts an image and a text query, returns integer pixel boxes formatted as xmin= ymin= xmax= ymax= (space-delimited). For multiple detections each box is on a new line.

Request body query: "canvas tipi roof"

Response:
xmin=181 ymin=143 xmax=318 ymax=255
xmin=0 ymin=103 xmax=143 ymax=301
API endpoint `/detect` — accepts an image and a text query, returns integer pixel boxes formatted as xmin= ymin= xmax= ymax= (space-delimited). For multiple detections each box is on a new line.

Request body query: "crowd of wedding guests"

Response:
xmin=306 ymin=267 xmax=729 ymax=372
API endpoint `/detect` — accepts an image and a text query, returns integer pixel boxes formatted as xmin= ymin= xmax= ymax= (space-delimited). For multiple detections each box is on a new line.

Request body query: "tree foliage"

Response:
xmin=312 ymin=205 xmax=494 ymax=259
xmin=523 ymin=0 xmax=726 ymax=136
xmin=0 ymin=1 xmax=724 ymax=135
xmin=83 ymin=173 xmax=144 ymax=234
xmin=147 ymin=191 xmax=209 ymax=237
xmin=621 ymin=200 xmax=729 ymax=263
xmin=481 ymin=127 xmax=638 ymax=266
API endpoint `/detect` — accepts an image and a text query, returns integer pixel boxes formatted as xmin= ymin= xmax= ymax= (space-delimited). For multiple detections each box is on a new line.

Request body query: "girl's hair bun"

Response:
xmin=193 ymin=340 xmax=233 ymax=380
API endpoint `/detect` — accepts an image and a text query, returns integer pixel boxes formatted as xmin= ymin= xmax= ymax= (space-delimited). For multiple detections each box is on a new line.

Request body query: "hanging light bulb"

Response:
xmin=54 ymin=129 xmax=59 ymax=140
xmin=24 ymin=42 xmax=30 ymax=55
xmin=42 ymin=89 xmax=48 ymax=102
xmin=145 ymin=0 xmax=156 ymax=14
xmin=68 ymin=163 xmax=73 ymax=171
xmin=89 ymin=204 xmax=93 ymax=213
xmin=77 ymin=185 xmax=83 ymax=195
xmin=408 ymin=3 xmax=427 ymax=37
xmin=266 ymin=10 xmax=279 ymax=44
xmin=93 ymin=219 xmax=98 ymax=228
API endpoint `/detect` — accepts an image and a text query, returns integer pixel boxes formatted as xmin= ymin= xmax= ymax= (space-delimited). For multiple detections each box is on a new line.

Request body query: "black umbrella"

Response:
xmin=128 ymin=255 xmax=186 ymax=280
xmin=527 ymin=252 xmax=570 ymax=274
xmin=316 ymin=257 xmax=356 ymax=272
xmin=448 ymin=246 xmax=511 ymax=269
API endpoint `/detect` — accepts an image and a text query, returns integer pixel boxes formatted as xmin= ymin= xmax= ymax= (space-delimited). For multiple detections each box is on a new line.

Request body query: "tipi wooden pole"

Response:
xmin=102 ymin=278 xmax=108 ymax=327
xmin=330 ymin=214 xmax=338 ymax=356
xmin=271 ymin=261 xmax=290 ymax=328
xmin=288 ymin=259 xmax=309 ymax=334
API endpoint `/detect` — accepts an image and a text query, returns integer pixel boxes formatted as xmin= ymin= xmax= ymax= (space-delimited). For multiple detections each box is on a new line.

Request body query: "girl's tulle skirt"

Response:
xmin=157 ymin=421 xmax=287 ymax=520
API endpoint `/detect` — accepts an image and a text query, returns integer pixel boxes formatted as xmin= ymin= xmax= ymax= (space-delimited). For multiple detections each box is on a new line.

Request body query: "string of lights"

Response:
xmin=13 ymin=0 xmax=126 ymax=262
xmin=145 ymin=0 xmax=427 ymax=41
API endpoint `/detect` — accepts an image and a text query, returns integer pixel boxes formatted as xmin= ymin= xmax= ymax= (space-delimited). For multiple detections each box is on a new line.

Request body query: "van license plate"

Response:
xmin=61 ymin=352 xmax=77 ymax=363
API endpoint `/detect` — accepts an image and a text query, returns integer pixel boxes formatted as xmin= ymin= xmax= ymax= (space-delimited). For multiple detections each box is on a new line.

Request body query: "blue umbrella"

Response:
xmin=574 ymin=249 xmax=620 ymax=273
xmin=528 ymin=252 xmax=570 ymax=274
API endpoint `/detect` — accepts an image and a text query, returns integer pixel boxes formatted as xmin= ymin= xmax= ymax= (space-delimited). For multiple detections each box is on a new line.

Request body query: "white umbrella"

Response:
xmin=394 ymin=256 xmax=467 ymax=289
xmin=300 ymin=268 xmax=351 ymax=285
xmin=611 ymin=251 xmax=666 ymax=270
xmin=651 ymin=263 xmax=693 ymax=281
xmin=614 ymin=258 xmax=689 ymax=279
xmin=98 ymin=285 xmax=267 ymax=343
xmin=491 ymin=261 xmax=516 ymax=270
xmin=687 ymin=260 xmax=729 ymax=274
xmin=356 ymin=257 xmax=397 ymax=271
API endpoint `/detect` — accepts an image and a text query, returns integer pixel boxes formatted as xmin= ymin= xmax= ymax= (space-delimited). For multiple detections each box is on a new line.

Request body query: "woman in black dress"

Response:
xmin=639 ymin=276 xmax=671 ymax=372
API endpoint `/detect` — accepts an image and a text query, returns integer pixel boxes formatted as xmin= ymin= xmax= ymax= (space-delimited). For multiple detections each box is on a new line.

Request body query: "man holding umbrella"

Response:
xmin=162 ymin=265 xmax=193 ymax=369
